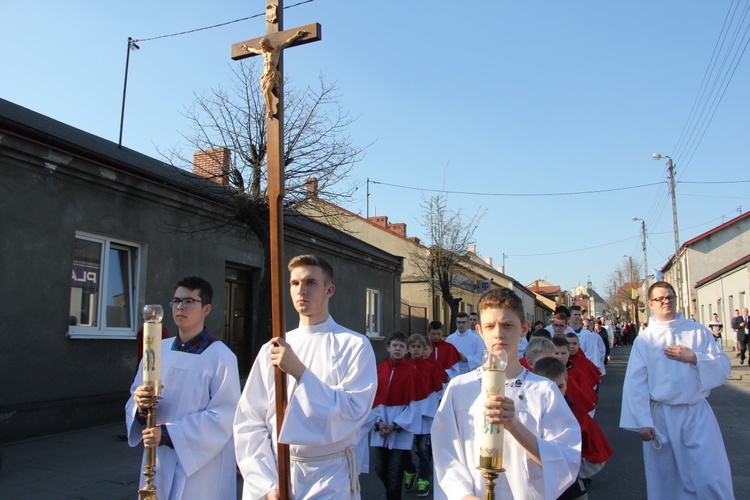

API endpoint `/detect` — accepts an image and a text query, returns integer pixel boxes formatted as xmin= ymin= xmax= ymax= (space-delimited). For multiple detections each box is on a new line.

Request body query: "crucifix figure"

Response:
xmin=241 ymin=30 xmax=308 ymax=119
xmin=230 ymin=3 xmax=321 ymax=499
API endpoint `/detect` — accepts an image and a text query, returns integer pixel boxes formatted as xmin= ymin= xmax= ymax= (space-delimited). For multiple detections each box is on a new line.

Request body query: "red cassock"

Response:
xmin=430 ymin=339 xmax=462 ymax=372
xmin=520 ymin=357 xmax=531 ymax=370
xmin=373 ymin=357 xmax=421 ymax=407
xmin=569 ymin=349 xmax=601 ymax=389
xmin=567 ymin=397 xmax=613 ymax=464
xmin=564 ymin=370 xmax=596 ymax=413
xmin=413 ymin=357 xmax=447 ymax=394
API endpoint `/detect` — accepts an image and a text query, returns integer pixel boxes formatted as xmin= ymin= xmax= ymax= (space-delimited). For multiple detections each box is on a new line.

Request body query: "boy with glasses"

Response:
xmin=126 ymin=276 xmax=241 ymax=499
xmin=548 ymin=313 xmax=574 ymax=336
xmin=620 ymin=281 xmax=733 ymax=498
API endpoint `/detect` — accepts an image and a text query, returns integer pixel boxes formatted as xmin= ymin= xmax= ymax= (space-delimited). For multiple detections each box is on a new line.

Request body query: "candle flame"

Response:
xmin=142 ymin=304 xmax=164 ymax=322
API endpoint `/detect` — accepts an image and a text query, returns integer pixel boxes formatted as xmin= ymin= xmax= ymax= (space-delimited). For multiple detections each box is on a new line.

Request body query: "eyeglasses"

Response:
xmin=168 ymin=297 xmax=206 ymax=308
xmin=552 ymin=323 xmax=567 ymax=328
xmin=649 ymin=295 xmax=675 ymax=304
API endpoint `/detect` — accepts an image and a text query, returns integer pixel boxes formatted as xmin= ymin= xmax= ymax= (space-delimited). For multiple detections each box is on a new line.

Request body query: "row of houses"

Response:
xmin=1 ymin=98 xmax=572 ymax=441
xmin=660 ymin=211 xmax=750 ymax=325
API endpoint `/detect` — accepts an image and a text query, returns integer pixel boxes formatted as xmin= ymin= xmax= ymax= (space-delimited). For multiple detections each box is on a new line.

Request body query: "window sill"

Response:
xmin=67 ymin=330 xmax=136 ymax=340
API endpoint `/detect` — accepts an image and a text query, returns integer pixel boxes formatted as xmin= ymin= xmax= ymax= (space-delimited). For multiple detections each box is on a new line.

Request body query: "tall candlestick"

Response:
xmin=478 ymin=349 xmax=508 ymax=470
xmin=139 ymin=304 xmax=164 ymax=500
xmin=142 ymin=305 xmax=164 ymax=396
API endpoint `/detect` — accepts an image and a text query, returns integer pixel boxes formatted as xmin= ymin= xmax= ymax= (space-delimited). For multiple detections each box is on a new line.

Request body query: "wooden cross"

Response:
xmin=231 ymin=2 xmax=321 ymax=498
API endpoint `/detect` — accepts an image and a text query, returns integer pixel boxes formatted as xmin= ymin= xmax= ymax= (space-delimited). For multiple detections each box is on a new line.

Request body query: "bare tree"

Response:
xmin=163 ymin=60 xmax=366 ymax=350
xmin=411 ymin=193 xmax=486 ymax=331
xmin=606 ymin=256 xmax=643 ymax=323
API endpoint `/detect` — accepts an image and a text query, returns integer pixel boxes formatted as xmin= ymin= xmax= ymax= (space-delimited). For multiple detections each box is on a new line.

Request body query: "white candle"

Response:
xmin=142 ymin=305 xmax=164 ymax=396
xmin=478 ymin=349 xmax=508 ymax=471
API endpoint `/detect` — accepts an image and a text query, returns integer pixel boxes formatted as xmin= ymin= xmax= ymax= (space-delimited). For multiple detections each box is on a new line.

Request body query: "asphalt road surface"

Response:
xmin=361 ymin=344 xmax=750 ymax=499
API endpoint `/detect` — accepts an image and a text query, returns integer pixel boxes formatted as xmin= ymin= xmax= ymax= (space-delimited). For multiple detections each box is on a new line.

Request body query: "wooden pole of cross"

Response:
xmin=231 ymin=2 xmax=321 ymax=498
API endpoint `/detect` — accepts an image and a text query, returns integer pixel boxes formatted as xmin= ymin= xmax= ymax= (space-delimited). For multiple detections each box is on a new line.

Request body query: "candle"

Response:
xmin=479 ymin=349 xmax=508 ymax=471
xmin=142 ymin=305 xmax=164 ymax=396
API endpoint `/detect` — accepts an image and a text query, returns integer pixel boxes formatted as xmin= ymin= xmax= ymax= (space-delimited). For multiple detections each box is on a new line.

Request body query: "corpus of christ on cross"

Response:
xmin=230 ymin=1 xmax=321 ymax=498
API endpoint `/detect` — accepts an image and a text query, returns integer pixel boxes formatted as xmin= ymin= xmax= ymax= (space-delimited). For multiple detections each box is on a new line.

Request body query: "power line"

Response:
xmin=369 ymin=180 xmax=665 ymax=197
xmin=509 ymin=235 xmax=640 ymax=257
xmin=679 ymin=179 xmax=750 ymax=184
xmin=672 ymin=0 xmax=750 ymax=176
xmin=133 ymin=0 xmax=316 ymax=43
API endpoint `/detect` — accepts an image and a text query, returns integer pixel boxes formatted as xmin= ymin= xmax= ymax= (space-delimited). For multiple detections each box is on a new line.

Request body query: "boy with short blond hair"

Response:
xmin=524 ymin=337 xmax=555 ymax=370
xmin=403 ymin=333 xmax=443 ymax=496
xmin=432 ymin=287 xmax=581 ymax=499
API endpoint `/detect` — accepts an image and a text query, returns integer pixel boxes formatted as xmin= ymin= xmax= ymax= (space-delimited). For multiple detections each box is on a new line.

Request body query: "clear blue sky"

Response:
xmin=2 ymin=0 xmax=748 ymax=297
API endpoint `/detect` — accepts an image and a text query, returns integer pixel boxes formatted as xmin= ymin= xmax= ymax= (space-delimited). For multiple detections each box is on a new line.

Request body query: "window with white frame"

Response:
xmin=366 ymin=288 xmax=381 ymax=337
xmin=68 ymin=232 xmax=140 ymax=339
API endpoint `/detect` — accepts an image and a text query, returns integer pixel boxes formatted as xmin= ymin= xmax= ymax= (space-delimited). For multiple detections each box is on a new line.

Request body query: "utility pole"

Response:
xmin=632 ymin=217 xmax=649 ymax=321
xmin=653 ymin=153 xmax=683 ymax=314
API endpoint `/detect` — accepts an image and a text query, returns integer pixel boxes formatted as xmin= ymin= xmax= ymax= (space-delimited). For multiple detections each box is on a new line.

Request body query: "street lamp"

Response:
xmin=632 ymin=217 xmax=649 ymax=321
xmin=652 ymin=153 xmax=683 ymax=314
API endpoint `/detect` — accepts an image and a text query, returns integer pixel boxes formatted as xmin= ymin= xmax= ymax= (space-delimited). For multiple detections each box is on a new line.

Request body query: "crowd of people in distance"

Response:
xmin=124 ymin=255 xmax=735 ymax=500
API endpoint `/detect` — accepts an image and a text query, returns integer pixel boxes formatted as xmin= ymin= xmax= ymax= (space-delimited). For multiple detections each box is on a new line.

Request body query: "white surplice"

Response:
xmin=578 ymin=328 xmax=606 ymax=375
xmin=369 ymin=401 xmax=422 ymax=450
xmin=620 ymin=313 xmax=734 ymax=499
xmin=126 ymin=339 xmax=240 ymax=500
xmin=432 ymin=368 xmax=581 ymax=500
xmin=234 ymin=316 xmax=377 ymax=500
xmin=446 ymin=330 xmax=485 ymax=374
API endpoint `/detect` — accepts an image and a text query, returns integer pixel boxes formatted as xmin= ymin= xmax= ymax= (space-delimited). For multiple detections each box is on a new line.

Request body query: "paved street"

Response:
xmin=1 ymin=345 xmax=748 ymax=499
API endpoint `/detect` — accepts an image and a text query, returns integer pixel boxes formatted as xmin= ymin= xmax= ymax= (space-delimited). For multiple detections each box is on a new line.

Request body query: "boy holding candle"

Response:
xmin=126 ymin=276 xmax=241 ymax=499
xmin=432 ymin=287 xmax=581 ymax=499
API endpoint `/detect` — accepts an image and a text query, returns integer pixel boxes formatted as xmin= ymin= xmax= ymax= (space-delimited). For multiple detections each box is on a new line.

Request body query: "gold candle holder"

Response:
xmin=477 ymin=349 xmax=508 ymax=499
xmin=139 ymin=304 xmax=163 ymax=500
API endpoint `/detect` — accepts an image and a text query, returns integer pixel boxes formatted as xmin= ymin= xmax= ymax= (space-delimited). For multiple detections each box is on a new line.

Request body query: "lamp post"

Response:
xmin=652 ymin=153 xmax=683 ymax=314
xmin=632 ymin=217 xmax=649 ymax=321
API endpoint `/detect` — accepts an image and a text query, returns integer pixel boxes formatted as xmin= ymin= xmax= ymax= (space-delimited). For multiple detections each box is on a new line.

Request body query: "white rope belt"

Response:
xmin=649 ymin=400 xmax=670 ymax=449
xmin=290 ymin=447 xmax=360 ymax=496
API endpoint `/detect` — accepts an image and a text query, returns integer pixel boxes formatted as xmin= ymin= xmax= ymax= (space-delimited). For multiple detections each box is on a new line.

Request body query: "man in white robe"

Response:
xmin=234 ymin=254 xmax=377 ymax=499
xmin=433 ymin=287 xmax=581 ymax=499
xmin=446 ymin=312 xmax=485 ymax=374
xmin=126 ymin=276 xmax=240 ymax=500
xmin=620 ymin=281 xmax=733 ymax=499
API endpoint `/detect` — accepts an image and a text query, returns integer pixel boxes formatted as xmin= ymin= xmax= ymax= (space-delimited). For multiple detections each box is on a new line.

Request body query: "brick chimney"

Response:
xmin=388 ymin=222 xmax=407 ymax=237
xmin=484 ymin=256 xmax=493 ymax=267
xmin=306 ymin=177 xmax=319 ymax=199
xmin=368 ymin=216 xmax=388 ymax=228
xmin=468 ymin=243 xmax=477 ymax=254
xmin=193 ymin=148 xmax=231 ymax=186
